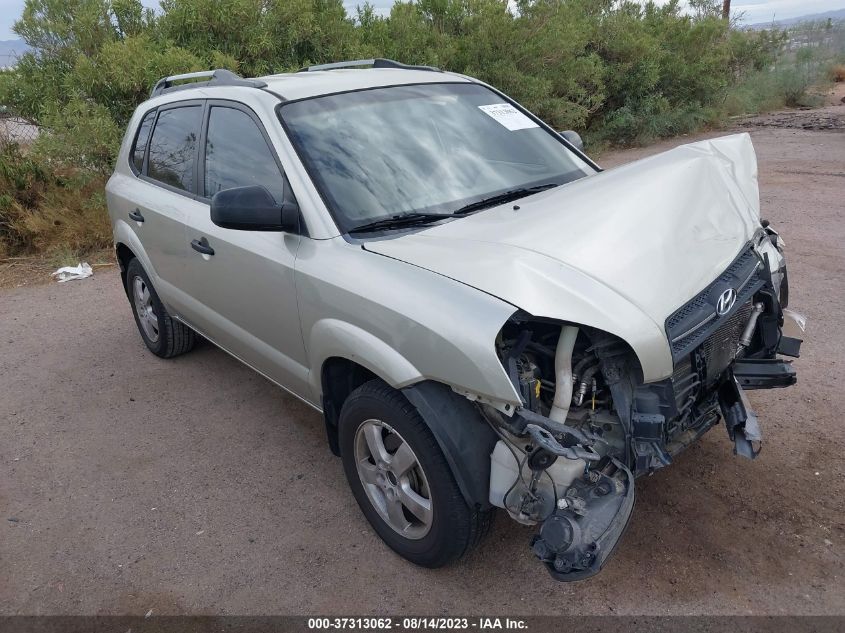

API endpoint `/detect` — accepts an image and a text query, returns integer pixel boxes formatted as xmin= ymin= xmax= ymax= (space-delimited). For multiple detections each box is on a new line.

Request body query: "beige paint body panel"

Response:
xmin=180 ymin=213 xmax=311 ymax=398
xmin=295 ymin=237 xmax=521 ymax=408
xmin=106 ymin=173 xmax=204 ymax=315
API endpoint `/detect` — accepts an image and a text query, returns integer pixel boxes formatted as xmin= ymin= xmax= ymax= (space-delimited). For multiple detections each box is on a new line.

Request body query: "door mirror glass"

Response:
xmin=559 ymin=130 xmax=584 ymax=152
xmin=211 ymin=185 xmax=298 ymax=231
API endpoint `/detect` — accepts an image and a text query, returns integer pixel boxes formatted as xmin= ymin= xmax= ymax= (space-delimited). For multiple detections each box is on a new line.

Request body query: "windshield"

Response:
xmin=279 ymin=82 xmax=595 ymax=233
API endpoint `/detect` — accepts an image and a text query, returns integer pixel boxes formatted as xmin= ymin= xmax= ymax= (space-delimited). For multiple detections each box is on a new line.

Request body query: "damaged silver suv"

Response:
xmin=107 ymin=59 xmax=803 ymax=581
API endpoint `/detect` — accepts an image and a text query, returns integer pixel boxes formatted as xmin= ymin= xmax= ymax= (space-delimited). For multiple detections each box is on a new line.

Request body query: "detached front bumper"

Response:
xmin=720 ymin=307 xmax=803 ymax=458
xmin=733 ymin=358 xmax=797 ymax=389
xmin=632 ymin=235 xmax=804 ymax=472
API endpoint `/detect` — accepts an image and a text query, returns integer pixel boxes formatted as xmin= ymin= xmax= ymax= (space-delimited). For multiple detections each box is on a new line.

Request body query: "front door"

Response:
xmin=179 ymin=102 xmax=310 ymax=400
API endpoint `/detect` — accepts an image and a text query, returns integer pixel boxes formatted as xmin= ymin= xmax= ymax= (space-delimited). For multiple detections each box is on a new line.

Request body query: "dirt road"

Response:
xmin=1 ymin=110 xmax=843 ymax=616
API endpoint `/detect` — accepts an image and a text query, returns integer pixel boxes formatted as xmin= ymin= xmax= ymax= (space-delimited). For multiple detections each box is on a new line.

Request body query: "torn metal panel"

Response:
xmin=718 ymin=376 xmax=763 ymax=459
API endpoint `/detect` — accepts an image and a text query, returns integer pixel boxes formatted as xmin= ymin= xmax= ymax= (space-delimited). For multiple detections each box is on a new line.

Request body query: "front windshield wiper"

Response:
xmin=348 ymin=183 xmax=561 ymax=234
xmin=348 ymin=212 xmax=450 ymax=234
xmin=451 ymin=183 xmax=560 ymax=216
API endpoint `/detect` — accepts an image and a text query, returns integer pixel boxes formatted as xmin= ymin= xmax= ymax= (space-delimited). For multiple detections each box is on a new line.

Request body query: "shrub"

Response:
xmin=0 ymin=0 xmax=841 ymax=257
xmin=33 ymin=98 xmax=123 ymax=174
xmin=0 ymin=142 xmax=110 ymax=255
xmin=6 ymin=0 xmax=786 ymax=141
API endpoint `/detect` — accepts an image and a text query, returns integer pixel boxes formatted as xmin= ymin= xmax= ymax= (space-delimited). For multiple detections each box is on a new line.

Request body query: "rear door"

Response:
xmin=179 ymin=100 xmax=310 ymax=398
xmin=122 ymin=101 xmax=206 ymax=313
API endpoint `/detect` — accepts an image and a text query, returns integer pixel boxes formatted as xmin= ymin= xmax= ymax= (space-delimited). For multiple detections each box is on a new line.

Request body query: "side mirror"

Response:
xmin=281 ymin=200 xmax=300 ymax=234
xmin=210 ymin=185 xmax=299 ymax=232
xmin=559 ymin=130 xmax=584 ymax=152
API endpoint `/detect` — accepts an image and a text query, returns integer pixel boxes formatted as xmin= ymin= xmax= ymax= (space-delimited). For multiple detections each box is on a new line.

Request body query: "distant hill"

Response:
xmin=748 ymin=8 xmax=845 ymax=29
xmin=0 ymin=39 xmax=29 ymax=67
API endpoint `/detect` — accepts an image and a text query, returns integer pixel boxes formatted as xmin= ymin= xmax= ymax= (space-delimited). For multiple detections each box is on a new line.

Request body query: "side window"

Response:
xmin=147 ymin=105 xmax=201 ymax=192
xmin=131 ymin=109 xmax=156 ymax=173
xmin=204 ymin=106 xmax=285 ymax=203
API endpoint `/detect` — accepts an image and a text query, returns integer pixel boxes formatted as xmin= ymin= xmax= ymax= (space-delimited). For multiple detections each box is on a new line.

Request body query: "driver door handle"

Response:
xmin=190 ymin=237 xmax=215 ymax=256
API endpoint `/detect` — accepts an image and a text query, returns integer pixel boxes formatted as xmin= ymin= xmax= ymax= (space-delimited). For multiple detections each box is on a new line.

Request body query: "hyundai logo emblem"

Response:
xmin=716 ymin=288 xmax=737 ymax=316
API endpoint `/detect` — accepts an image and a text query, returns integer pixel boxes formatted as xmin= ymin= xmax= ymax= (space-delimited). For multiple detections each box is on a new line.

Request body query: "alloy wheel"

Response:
xmin=132 ymin=275 xmax=160 ymax=343
xmin=353 ymin=418 xmax=433 ymax=539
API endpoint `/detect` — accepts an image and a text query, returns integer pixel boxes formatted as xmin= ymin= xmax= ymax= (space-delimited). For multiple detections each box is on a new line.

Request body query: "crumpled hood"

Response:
xmin=364 ymin=134 xmax=761 ymax=381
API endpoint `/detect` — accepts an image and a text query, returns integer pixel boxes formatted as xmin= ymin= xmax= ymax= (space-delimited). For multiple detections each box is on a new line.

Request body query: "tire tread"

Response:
xmin=125 ymin=258 xmax=196 ymax=359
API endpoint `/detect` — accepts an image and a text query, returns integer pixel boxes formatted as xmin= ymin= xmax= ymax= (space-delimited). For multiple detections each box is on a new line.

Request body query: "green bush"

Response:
xmin=4 ymin=0 xmax=787 ymax=144
xmin=0 ymin=142 xmax=111 ymax=256
xmin=0 ymin=0 xmax=841 ymax=257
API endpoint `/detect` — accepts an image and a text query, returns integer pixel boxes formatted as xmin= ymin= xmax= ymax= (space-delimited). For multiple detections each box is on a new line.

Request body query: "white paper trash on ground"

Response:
xmin=51 ymin=262 xmax=93 ymax=283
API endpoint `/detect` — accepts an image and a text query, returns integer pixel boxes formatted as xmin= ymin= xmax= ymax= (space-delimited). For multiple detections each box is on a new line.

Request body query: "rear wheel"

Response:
xmin=125 ymin=258 xmax=195 ymax=358
xmin=339 ymin=379 xmax=493 ymax=567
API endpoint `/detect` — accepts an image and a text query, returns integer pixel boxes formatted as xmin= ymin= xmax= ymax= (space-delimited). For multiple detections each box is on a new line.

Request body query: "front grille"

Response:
xmin=718 ymin=248 xmax=758 ymax=285
xmin=668 ymin=354 xmax=722 ymax=443
xmin=702 ymin=301 xmax=752 ymax=382
xmin=671 ymin=357 xmax=700 ymax=420
xmin=665 ymin=295 xmax=710 ymax=334
xmin=665 ymin=245 xmax=764 ymax=360
xmin=667 ymin=294 xmax=754 ymax=436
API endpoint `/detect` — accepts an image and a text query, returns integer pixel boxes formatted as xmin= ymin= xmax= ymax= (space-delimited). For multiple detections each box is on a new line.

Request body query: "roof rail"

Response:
xmin=297 ymin=58 xmax=442 ymax=73
xmin=150 ymin=69 xmax=268 ymax=98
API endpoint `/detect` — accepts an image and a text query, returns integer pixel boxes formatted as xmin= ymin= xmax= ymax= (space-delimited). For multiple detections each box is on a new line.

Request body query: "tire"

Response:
xmin=339 ymin=379 xmax=494 ymax=568
xmin=125 ymin=257 xmax=195 ymax=359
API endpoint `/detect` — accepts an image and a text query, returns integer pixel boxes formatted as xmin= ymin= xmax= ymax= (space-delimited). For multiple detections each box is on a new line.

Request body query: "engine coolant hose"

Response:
xmin=549 ymin=325 xmax=578 ymax=423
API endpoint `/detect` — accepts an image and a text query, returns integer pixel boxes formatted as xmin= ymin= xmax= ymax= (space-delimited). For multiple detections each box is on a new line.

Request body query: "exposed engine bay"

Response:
xmin=482 ymin=226 xmax=803 ymax=581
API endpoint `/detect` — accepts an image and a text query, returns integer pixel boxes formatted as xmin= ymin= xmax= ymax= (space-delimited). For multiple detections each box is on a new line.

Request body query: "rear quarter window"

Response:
xmin=130 ymin=109 xmax=156 ymax=174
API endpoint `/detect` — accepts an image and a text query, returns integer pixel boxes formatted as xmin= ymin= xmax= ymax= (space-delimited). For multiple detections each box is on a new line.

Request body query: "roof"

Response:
xmin=257 ymin=68 xmax=473 ymax=102
xmin=143 ymin=64 xmax=477 ymax=109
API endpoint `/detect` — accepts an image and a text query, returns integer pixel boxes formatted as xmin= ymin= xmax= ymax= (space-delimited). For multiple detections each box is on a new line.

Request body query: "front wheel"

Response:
xmin=338 ymin=379 xmax=493 ymax=568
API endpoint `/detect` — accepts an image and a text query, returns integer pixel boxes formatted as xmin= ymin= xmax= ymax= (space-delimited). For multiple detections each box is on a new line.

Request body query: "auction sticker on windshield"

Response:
xmin=478 ymin=103 xmax=539 ymax=131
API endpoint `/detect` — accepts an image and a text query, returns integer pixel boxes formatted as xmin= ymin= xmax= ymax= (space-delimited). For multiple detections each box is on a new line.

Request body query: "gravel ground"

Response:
xmin=1 ymin=110 xmax=843 ymax=616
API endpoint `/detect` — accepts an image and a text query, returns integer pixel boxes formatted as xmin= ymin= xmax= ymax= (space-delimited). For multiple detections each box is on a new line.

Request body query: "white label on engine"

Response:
xmin=478 ymin=103 xmax=539 ymax=131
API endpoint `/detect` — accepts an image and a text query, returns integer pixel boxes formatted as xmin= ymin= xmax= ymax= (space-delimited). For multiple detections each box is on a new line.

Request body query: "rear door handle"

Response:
xmin=191 ymin=237 xmax=215 ymax=256
xmin=128 ymin=209 xmax=144 ymax=222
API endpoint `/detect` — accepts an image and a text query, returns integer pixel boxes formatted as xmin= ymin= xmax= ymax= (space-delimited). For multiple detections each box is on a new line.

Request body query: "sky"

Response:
xmin=1 ymin=0 xmax=843 ymax=41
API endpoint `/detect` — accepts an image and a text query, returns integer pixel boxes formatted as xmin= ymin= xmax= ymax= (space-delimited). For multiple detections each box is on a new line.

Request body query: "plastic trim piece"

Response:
xmin=150 ymin=69 xmax=268 ymax=98
xmin=732 ymin=358 xmax=797 ymax=389
xmin=665 ymin=245 xmax=765 ymax=360
xmin=401 ymin=381 xmax=497 ymax=509
xmin=297 ymin=58 xmax=442 ymax=73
